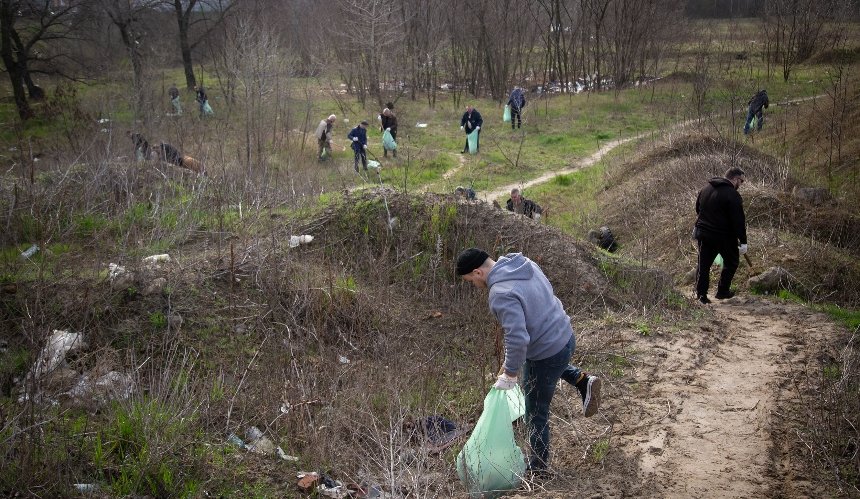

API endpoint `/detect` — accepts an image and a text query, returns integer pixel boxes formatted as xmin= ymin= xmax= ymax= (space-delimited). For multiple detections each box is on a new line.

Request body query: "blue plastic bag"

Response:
xmin=456 ymin=387 xmax=526 ymax=498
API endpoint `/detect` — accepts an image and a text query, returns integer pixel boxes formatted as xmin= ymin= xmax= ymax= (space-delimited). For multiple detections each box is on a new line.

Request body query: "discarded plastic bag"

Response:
xmin=467 ymin=129 xmax=479 ymax=155
xmin=382 ymin=129 xmax=397 ymax=151
xmin=503 ymin=105 xmax=511 ymax=122
xmin=713 ymin=254 xmax=723 ymax=268
xmin=456 ymin=387 xmax=527 ymax=498
xmin=749 ymin=115 xmax=758 ymax=131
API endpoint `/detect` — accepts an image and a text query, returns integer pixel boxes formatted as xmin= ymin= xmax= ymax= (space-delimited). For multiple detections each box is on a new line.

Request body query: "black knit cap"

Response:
xmin=456 ymin=248 xmax=489 ymax=275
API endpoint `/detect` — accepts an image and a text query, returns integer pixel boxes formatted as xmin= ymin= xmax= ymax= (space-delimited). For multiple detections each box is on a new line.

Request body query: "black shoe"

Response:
xmin=715 ymin=291 xmax=735 ymax=300
xmin=698 ymin=295 xmax=711 ymax=304
xmin=574 ymin=373 xmax=601 ymax=417
xmin=460 ymin=150 xmax=467 ymax=154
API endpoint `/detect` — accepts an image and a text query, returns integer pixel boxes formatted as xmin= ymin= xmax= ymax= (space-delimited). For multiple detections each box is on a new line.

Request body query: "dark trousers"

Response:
xmin=522 ymin=336 xmax=581 ymax=470
xmin=743 ymin=107 xmax=763 ymax=134
xmin=695 ymin=235 xmax=740 ymax=298
xmin=353 ymin=148 xmax=367 ymax=171
xmin=511 ymin=107 xmax=522 ymax=129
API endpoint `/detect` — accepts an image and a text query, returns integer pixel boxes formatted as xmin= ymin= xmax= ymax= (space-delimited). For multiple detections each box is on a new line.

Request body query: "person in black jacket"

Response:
xmin=693 ymin=167 xmax=748 ymax=303
xmin=459 ymin=105 xmax=483 ymax=153
xmin=743 ymin=89 xmax=768 ymax=135
xmin=507 ymin=86 xmax=526 ymax=129
xmin=380 ymin=107 xmax=398 ymax=157
xmin=506 ymin=188 xmax=543 ymax=220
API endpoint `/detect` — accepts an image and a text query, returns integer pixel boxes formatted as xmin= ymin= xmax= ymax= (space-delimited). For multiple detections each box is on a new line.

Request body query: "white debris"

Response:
xmin=289 ymin=235 xmax=314 ymax=248
xmin=277 ymin=446 xmax=299 ymax=462
xmin=108 ymin=263 xmax=127 ymax=280
xmin=31 ymin=330 xmax=85 ymax=381
xmin=68 ymin=370 xmax=135 ymax=403
xmin=338 ymin=355 xmax=350 ymax=365
xmin=415 ymin=123 xmax=428 ymax=128
xmin=20 ymin=244 xmax=39 ymax=259
xmin=142 ymin=254 xmax=170 ymax=264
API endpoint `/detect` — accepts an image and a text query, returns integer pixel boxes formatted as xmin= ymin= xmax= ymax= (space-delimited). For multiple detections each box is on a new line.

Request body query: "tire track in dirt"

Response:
xmin=618 ymin=295 xmax=837 ymax=497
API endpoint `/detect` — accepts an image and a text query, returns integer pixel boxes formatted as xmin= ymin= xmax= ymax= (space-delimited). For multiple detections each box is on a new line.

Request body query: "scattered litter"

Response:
xmin=67 ymin=370 xmax=135 ymax=404
xmin=367 ymin=160 xmax=381 ymax=170
xmin=73 ymin=483 xmax=99 ymax=494
xmin=108 ymin=263 xmax=127 ymax=280
xmin=318 ymin=474 xmax=348 ymax=498
xmin=31 ymin=330 xmax=85 ymax=381
xmin=277 ymin=446 xmax=299 ymax=462
xmin=100 ymin=128 xmax=109 ymax=133
xmin=97 ymin=118 xmax=110 ymax=124
xmin=347 ymin=483 xmax=382 ymax=499
xmin=142 ymin=254 xmax=170 ymax=265
xmin=289 ymin=235 xmax=314 ymax=248
xmin=415 ymin=123 xmax=428 ymax=128
xmin=226 ymin=433 xmax=245 ymax=448
xmin=8 ymin=146 xmax=17 ymax=151
xmin=421 ymin=415 xmax=471 ymax=454
xmin=338 ymin=355 xmax=350 ymax=365
xmin=20 ymin=244 xmax=39 ymax=259
xmin=242 ymin=426 xmax=275 ymax=455
xmin=297 ymin=472 xmax=320 ymax=492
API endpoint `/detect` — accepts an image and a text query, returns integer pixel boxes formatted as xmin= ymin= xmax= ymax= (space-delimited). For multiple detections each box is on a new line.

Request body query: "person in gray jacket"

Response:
xmin=456 ymin=248 xmax=601 ymax=473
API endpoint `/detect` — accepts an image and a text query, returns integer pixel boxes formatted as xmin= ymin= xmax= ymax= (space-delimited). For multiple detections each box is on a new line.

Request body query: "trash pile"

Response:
xmin=296 ymin=471 xmax=382 ymax=499
xmin=226 ymin=426 xmax=298 ymax=462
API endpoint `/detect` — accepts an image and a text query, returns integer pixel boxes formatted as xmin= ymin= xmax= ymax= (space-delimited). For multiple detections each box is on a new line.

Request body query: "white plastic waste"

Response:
xmin=108 ymin=263 xmax=127 ymax=280
xmin=142 ymin=254 xmax=171 ymax=264
xmin=415 ymin=123 xmax=428 ymax=128
xmin=367 ymin=160 xmax=381 ymax=170
xmin=31 ymin=330 xmax=85 ymax=380
xmin=289 ymin=235 xmax=314 ymax=248
xmin=20 ymin=244 xmax=39 ymax=259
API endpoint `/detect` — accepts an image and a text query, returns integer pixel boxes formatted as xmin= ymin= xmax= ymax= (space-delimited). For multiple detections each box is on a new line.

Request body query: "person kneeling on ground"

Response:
xmin=455 ymin=186 xmax=477 ymax=201
xmin=456 ymin=248 xmax=601 ymax=473
xmin=506 ymin=188 xmax=543 ymax=220
xmin=153 ymin=142 xmax=206 ymax=175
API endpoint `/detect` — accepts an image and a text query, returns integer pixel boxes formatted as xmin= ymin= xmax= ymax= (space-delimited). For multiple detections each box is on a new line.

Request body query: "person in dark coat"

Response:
xmin=154 ymin=142 xmax=205 ymax=174
xmin=168 ymin=83 xmax=182 ymax=115
xmin=507 ymin=86 xmax=526 ymax=129
xmin=743 ymin=89 xmax=769 ymax=135
xmin=459 ymin=105 xmax=483 ymax=153
xmin=380 ymin=107 xmax=398 ymax=158
xmin=506 ymin=188 xmax=543 ymax=220
xmin=347 ymin=120 xmax=370 ymax=172
xmin=127 ymin=131 xmax=151 ymax=162
xmin=693 ymin=167 xmax=748 ymax=303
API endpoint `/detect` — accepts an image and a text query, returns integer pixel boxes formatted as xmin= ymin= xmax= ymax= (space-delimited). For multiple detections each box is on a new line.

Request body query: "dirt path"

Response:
xmin=594 ymin=295 xmax=838 ymax=497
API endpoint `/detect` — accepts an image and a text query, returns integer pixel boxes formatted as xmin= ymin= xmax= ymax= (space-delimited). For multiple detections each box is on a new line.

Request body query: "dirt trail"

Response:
xmin=479 ymin=132 xmax=648 ymax=202
xmin=608 ymin=295 xmax=837 ymax=497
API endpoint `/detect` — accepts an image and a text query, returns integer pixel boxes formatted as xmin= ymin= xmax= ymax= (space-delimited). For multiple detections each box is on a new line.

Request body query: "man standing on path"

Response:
xmin=460 ymin=105 xmax=483 ymax=153
xmin=693 ymin=167 xmax=748 ymax=304
xmin=743 ymin=89 xmax=769 ymax=135
xmin=347 ymin=120 xmax=370 ymax=172
xmin=456 ymin=248 xmax=601 ymax=473
xmin=507 ymin=86 xmax=526 ymax=129
xmin=316 ymin=114 xmax=336 ymax=161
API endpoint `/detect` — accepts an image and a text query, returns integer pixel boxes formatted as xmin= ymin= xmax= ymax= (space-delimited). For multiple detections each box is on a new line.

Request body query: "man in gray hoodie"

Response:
xmin=456 ymin=248 xmax=601 ymax=472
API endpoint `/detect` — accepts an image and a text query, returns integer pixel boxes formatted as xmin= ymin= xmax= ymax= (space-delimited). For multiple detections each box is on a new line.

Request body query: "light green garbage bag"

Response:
xmin=456 ymin=387 xmax=527 ymax=498
xmin=749 ymin=115 xmax=758 ymax=131
xmin=382 ymin=129 xmax=397 ymax=151
xmin=713 ymin=254 xmax=723 ymax=268
xmin=467 ymin=129 xmax=479 ymax=155
xmin=503 ymin=105 xmax=511 ymax=122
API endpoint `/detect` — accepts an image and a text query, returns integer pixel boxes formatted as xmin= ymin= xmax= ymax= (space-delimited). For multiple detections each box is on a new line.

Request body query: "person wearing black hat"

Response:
xmin=347 ymin=120 xmax=370 ymax=172
xmin=456 ymin=248 xmax=601 ymax=473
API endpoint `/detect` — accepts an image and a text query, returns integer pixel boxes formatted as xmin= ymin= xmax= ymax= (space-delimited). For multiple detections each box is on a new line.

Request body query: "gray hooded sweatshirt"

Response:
xmin=486 ymin=253 xmax=574 ymax=375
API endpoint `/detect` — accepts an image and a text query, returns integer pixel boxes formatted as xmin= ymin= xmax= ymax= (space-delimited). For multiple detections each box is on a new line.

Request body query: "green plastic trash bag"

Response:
xmin=320 ymin=147 xmax=329 ymax=160
xmin=713 ymin=254 xmax=723 ymax=268
xmin=749 ymin=115 xmax=757 ymax=132
xmin=382 ymin=129 xmax=397 ymax=151
xmin=503 ymin=105 xmax=511 ymax=122
xmin=456 ymin=387 xmax=527 ymax=498
xmin=467 ymin=129 xmax=479 ymax=155
xmin=202 ymin=101 xmax=214 ymax=116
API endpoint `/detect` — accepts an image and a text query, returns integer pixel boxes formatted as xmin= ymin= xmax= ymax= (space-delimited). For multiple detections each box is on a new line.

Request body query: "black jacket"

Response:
xmin=748 ymin=90 xmax=769 ymax=113
xmin=460 ymin=109 xmax=483 ymax=133
xmin=506 ymin=197 xmax=542 ymax=219
xmin=695 ymin=177 xmax=747 ymax=244
xmin=380 ymin=113 xmax=398 ymax=134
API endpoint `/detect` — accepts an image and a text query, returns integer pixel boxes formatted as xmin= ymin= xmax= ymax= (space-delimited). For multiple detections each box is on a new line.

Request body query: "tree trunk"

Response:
xmin=175 ymin=0 xmax=197 ymax=89
xmin=0 ymin=2 xmax=31 ymax=121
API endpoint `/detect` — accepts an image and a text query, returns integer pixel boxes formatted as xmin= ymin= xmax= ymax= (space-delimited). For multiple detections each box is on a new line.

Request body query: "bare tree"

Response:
xmin=0 ymin=0 xmax=89 ymax=121
xmin=171 ymin=0 xmax=233 ymax=90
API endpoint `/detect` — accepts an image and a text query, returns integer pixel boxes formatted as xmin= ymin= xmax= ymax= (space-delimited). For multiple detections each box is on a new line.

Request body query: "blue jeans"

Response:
xmin=522 ymin=336 xmax=580 ymax=470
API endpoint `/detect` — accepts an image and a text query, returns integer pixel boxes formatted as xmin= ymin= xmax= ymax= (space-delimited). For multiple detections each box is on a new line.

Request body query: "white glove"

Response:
xmin=363 ymin=144 xmax=367 ymax=150
xmin=493 ymin=374 xmax=518 ymax=390
xmin=739 ymin=243 xmax=748 ymax=255
xmin=385 ymin=127 xmax=391 ymax=132
xmin=352 ymin=137 xmax=358 ymax=142
xmin=460 ymin=125 xmax=464 ymax=131
xmin=476 ymin=126 xmax=481 ymax=130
